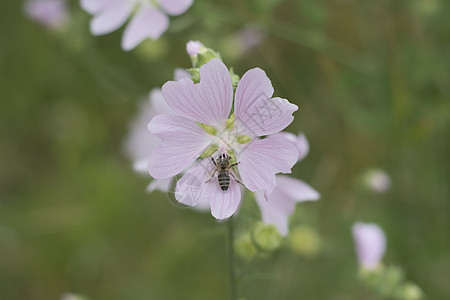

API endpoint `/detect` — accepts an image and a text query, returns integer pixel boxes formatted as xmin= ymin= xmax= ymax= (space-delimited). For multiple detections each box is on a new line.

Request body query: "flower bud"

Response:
xmin=234 ymin=232 xmax=257 ymax=260
xmin=287 ymin=226 xmax=321 ymax=257
xmin=400 ymin=282 xmax=423 ymax=300
xmin=252 ymin=222 xmax=282 ymax=252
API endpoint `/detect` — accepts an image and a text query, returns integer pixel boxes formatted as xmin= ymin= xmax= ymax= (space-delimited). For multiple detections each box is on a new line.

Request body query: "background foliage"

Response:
xmin=1 ymin=0 xmax=449 ymax=299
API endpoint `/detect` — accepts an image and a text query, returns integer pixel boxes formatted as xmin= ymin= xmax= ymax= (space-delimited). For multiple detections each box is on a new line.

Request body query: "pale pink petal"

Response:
xmin=276 ymin=175 xmax=319 ymax=202
xmin=274 ymin=132 xmax=310 ymax=162
xmin=175 ymin=159 xmax=210 ymax=206
xmin=237 ymin=134 xmax=298 ymax=195
xmin=254 ymin=189 xmax=293 ymax=236
xmin=148 ymin=115 xmax=212 ymax=179
xmin=255 ymin=176 xmax=319 ymax=235
xmin=205 ymin=177 xmax=242 ymax=220
xmin=235 ymin=68 xmax=298 ymax=137
xmin=122 ymin=7 xmax=169 ymax=51
xmin=123 ymin=89 xmax=171 ymax=174
xmin=149 ymin=89 xmax=173 ymax=115
xmin=90 ymin=1 xmax=133 ymax=35
xmin=352 ymin=222 xmax=386 ymax=270
xmin=147 ymin=177 xmax=173 ymax=193
xmin=80 ymin=0 xmax=108 ymax=14
xmin=162 ymin=58 xmax=233 ymax=126
xmin=24 ymin=0 xmax=68 ymax=29
xmin=174 ymin=68 xmax=191 ymax=81
xmin=296 ymin=133 xmax=309 ymax=162
xmin=158 ymin=0 xmax=193 ymax=16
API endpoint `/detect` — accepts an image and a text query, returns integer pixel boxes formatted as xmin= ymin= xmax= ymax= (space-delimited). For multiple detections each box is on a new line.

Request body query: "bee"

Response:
xmin=205 ymin=153 xmax=243 ymax=191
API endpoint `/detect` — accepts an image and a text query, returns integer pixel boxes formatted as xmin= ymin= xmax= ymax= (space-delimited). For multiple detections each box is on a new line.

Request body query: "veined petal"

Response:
xmin=158 ymin=0 xmax=193 ymax=16
xmin=237 ymin=134 xmax=299 ymax=194
xmin=205 ymin=177 xmax=242 ymax=220
xmin=175 ymin=159 xmax=210 ymax=206
xmin=148 ymin=115 xmax=212 ymax=179
xmin=352 ymin=222 xmax=386 ymax=270
xmin=162 ymin=58 xmax=233 ymax=126
xmin=121 ymin=7 xmax=169 ymax=51
xmin=90 ymin=0 xmax=133 ymax=35
xmin=235 ymin=68 xmax=297 ymax=137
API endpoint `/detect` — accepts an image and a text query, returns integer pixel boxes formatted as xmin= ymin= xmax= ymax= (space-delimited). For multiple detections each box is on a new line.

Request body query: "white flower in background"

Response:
xmin=365 ymin=169 xmax=392 ymax=193
xmin=254 ymin=133 xmax=319 ymax=235
xmin=80 ymin=0 xmax=194 ymax=51
xmin=24 ymin=0 xmax=68 ymax=29
xmin=352 ymin=222 xmax=386 ymax=270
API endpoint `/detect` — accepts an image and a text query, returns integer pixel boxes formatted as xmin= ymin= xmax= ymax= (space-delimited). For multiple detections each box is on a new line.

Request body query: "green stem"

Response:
xmin=227 ymin=217 xmax=238 ymax=300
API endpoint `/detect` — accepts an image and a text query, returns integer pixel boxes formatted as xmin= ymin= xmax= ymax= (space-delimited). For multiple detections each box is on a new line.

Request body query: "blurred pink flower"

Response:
xmin=80 ymin=0 xmax=194 ymax=51
xmin=149 ymin=58 xmax=299 ymax=219
xmin=186 ymin=40 xmax=204 ymax=56
xmin=123 ymin=69 xmax=189 ymax=192
xmin=352 ymin=222 xmax=386 ymax=270
xmin=255 ymin=133 xmax=319 ymax=235
xmin=24 ymin=0 xmax=68 ymax=29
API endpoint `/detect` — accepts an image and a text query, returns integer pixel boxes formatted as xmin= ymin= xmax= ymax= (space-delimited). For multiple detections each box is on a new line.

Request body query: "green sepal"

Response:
xmin=198 ymin=145 xmax=218 ymax=159
xmin=197 ymin=123 xmax=218 ymax=136
xmin=195 ymin=50 xmax=222 ymax=68
xmin=226 ymin=113 xmax=235 ymax=130
xmin=188 ymin=68 xmax=201 ymax=83
xmin=236 ymin=135 xmax=252 ymax=144
xmin=229 ymin=67 xmax=240 ymax=89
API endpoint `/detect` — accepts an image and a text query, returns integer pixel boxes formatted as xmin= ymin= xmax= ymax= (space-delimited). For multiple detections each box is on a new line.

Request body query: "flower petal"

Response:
xmin=352 ymin=222 xmax=386 ymax=270
xmin=235 ymin=68 xmax=298 ymax=137
xmin=174 ymin=68 xmax=191 ymax=81
xmin=80 ymin=0 xmax=109 ymax=14
xmin=296 ymin=133 xmax=309 ymax=162
xmin=148 ymin=115 xmax=212 ymax=179
xmin=158 ymin=0 xmax=193 ymax=16
xmin=162 ymin=58 xmax=233 ymax=126
xmin=254 ymin=176 xmax=319 ymax=235
xmin=275 ymin=175 xmax=319 ymax=202
xmin=90 ymin=0 xmax=133 ymax=35
xmin=147 ymin=177 xmax=172 ymax=193
xmin=254 ymin=189 xmax=293 ymax=236
xmin=237 ymin=134 xmax=299 ymax=195
xmin=121 ymin=7 xmax=169 ymax=51
xmin=175 ymin=159 xmax=210 ymax=206
xmin=205 ymin=177 xmax=242 ymax=220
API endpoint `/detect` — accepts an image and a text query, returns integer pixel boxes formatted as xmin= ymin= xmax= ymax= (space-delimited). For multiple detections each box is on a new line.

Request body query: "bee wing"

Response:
xmin=229 ymin=168 xmax=244 ymax=186
xmin=205 ymin=166 xmax=218 ymax=183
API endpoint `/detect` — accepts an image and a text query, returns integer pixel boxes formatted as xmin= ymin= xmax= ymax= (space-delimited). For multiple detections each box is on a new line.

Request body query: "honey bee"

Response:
xmin=205 ymin=153 xmax=243 ymax=191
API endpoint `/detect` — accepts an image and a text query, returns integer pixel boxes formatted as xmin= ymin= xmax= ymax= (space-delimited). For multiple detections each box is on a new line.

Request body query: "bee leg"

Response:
xmin=209 ymin=156 xmax=217 ymax=166
xmin=205 ymin=169 xmax=217 ymax=183
xmin=230 ymin=162 xmax=240 ymax=168
xmin=229 ymin=170 xmax=244 ymax=187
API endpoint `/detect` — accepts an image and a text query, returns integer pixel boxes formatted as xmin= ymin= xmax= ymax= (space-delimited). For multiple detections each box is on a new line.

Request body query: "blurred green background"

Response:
xmin=1 ymin=0 xmax=449 ymax=299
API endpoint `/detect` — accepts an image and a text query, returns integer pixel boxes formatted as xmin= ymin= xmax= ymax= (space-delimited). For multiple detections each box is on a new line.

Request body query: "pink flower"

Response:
xmin=80 ymin=0 xmax=194 ymax=51
xmin=352 ymin=222 xmax=386 ymax=270
xmin=148 ymin=58 xmax=299 ymax=219
xmin=254 ymin=133 xmax=319 ymax=235
xmin=24 ymin=0 xmax=68 ymax=29
xmin=123 ymin=69 xmax=190 ymax=192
